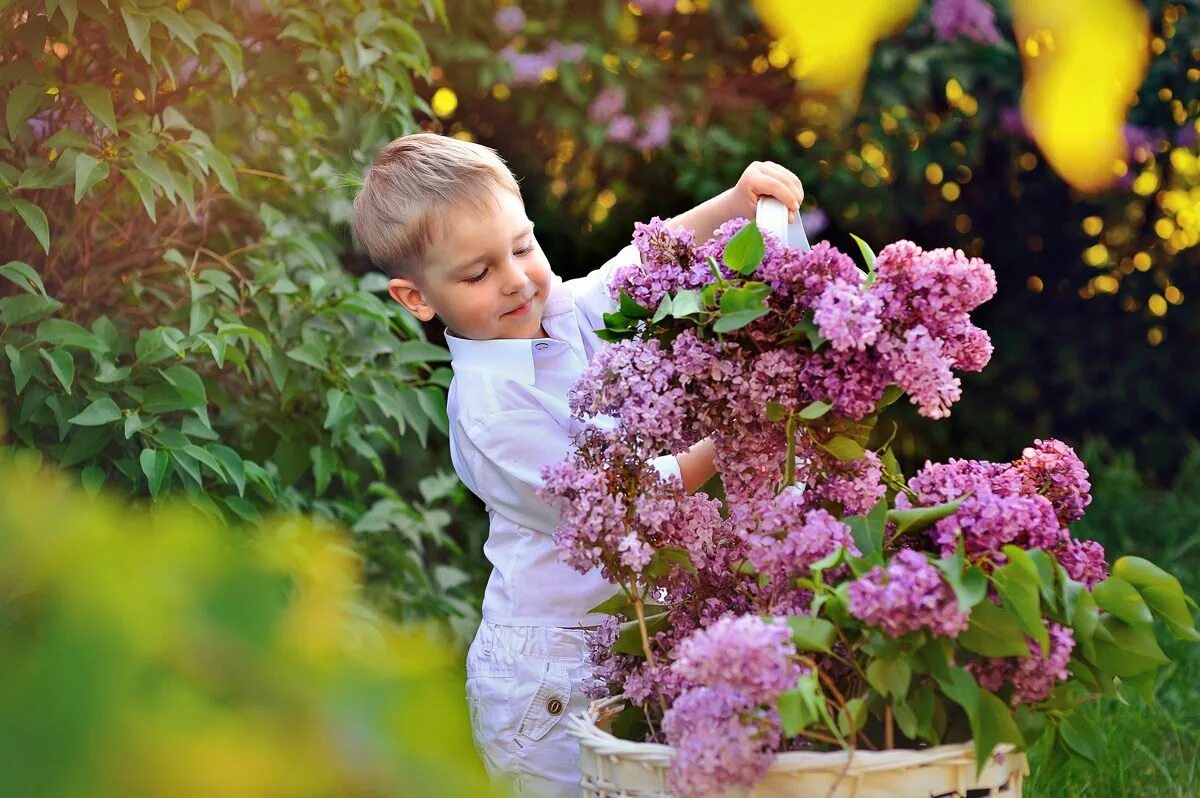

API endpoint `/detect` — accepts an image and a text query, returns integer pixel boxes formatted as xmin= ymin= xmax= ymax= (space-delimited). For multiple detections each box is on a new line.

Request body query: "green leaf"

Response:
xmin=886 ymin=496 xmax=966 ymax=537
xmin=324 ymin=389 xmax=356 ymax=430
xmin=849 ymin=233 xmax=877 ymax=274
xmin=0 ymin=294 xmax=61 ymax=325
xmin=73 ymin=153 xmax=109 ymax=202
xmin=712 ymin=307 xmax=768 ymax=333
xmin=588 ymin=591 xmax=634 ymax=617
xmin=935 ymin=556 xmax=988 ymax=612
xmin=798 ymin=400 xmax=832 ymax=420
xmin=1058 ymin=713 xmax=1101 ymax=764
xmin=765 ymin=401 xmax=788 ymax=422
xmin=1092 ymin=617 xmax=1170 ymax=678
xmin=39 ymin=348 xmax=74 ymax=394
xmin=0 ymin=260 xmax=47 ymax=295
xmin=645 ymin=547 xmax=697 ymax=579
xmin=160 ymin=364 xmax=207 ymax=408
xmin=69 ymin=397 xmax=122 ymax=426
xmin=972 ymin=691 xmax=1024 ymax=778
xmin=612 ymin=611 xmax=670 ymax=655
xmin=123 ymin=411 xmax=144 ymax=439
xmin=309 ymin=445 xmax=333 ymax=496
xmin=5 ymin=84 xmax=42 ymax=139
xmin=1064 ymin=579 xmax=1100 ymax=643
xmin=777 ymin=685 xmax=819 ymax=737
xmin=74 ymin=84 xmax=118 ymax=133
xmin=934 ymin=666 xmax=980 ymax=718
xmin=836 ymin=697 xmax=869 ymax=738
xmin=206 ymin=444 xmax=245 ymax=496
xmin=80 ymin=464 xmax=105 ymax=496
xmin=1113 ymin=556 xmax=1200 ymax=641
xmin=670 ymin=289 xmax=703 ymax=318
xmin=866 ymin=658 xmax=911 ymax=698
xmin=139 ymin=447 xmax=170 ymax=497
xmin=121 ymin=168 xmax=157 ymax=221
xmin=846 ymin=496 xmax=888 ymax=557
xmin=821 ymin=435 xmax=866 ymax=461
xmin=151 ymin=7 xmax=199 ymax=51
xmin=121 ymin=8 xmax=152 ymax=58
xmin=37 ymin=318 xmax=105 ymax=350
xmin=723 ymin=220 xmax=766 ymax=275
xmin=960 ymin=599 xmax=1030 ymax=657
xmin=786 ymin=615 xmax=835 ymax=653
xmin=417 ymin=386 xmax=449 ymax=436
xmin=1092 ymin=575 xmax=1154 ymax=630
xmin=618 ymin=290 xmax=653 ymax=319
xmin=5 ymin=345 xmax=35 ymax=393
xmin=995 ymin=546 xmax=1048 ymax=655
xmin=651 ymin=294 xmax=673 ymax=323
xmin=11 ymin=198 xmax=49 ymax=254
xmin=392 ymin=339 xmax=452 ymax=364
xmin=223 ymin=495 xmax=261 ymax=522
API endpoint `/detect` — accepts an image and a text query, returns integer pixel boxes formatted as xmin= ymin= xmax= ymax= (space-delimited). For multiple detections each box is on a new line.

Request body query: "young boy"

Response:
xmin=352 ymin=132 xmax=804 ymax=797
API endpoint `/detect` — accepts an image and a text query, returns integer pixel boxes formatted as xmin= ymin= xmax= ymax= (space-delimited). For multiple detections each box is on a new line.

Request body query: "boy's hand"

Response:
xmin=735 ymin=161 xmax=805 ymax=223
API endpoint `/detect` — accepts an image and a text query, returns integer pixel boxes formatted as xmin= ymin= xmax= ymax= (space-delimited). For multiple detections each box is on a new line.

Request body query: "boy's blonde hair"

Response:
xmin=352 ymin=133 xmax=522 ymax=278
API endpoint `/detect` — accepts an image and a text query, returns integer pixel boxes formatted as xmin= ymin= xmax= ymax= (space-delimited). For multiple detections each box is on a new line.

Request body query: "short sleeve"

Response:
xmin=569 ymin=242 xmax=642 ymax=334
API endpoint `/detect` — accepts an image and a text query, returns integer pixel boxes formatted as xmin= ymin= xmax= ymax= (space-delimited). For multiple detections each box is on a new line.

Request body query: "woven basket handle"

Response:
xmin=755 ymin=196 xmax=812 ymax=252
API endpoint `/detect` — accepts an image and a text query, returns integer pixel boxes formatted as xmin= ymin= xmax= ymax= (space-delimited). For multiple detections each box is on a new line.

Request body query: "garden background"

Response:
xmin=1 ymin=0 xmax=1197 ymax=795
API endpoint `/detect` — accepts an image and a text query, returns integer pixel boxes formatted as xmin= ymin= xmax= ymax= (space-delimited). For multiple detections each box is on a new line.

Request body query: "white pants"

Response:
xmin=465 ymin=621 xmax=596 ymax=797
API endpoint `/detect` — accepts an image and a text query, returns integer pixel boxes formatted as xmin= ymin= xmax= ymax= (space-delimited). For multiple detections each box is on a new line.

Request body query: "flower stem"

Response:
xmin=780 ymin=412 xmax=799 ymax=491
xmin=884 ymin=705 xmax=895 ymax=750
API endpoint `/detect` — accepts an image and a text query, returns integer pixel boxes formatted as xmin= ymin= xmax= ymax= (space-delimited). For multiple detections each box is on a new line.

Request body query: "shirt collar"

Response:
xmin=445 ymin=277 xmax=575 ymax=385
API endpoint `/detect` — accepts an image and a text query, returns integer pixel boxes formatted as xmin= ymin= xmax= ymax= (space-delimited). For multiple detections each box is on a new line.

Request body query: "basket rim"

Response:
xmin=568 ymin=694 xmax=1021 ymax=775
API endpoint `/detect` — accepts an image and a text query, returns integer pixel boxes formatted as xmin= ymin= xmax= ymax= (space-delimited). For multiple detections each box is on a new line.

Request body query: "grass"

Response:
xmin=1024 ymin=441 xmax=1200 ymax=797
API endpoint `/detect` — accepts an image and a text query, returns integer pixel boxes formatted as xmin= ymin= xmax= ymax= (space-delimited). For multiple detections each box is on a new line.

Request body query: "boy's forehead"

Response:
xmin=429 ymin=190 xmax=529 ymax=261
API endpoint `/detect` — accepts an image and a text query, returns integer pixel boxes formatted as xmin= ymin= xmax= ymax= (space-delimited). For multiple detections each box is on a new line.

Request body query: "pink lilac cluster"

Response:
xmin=586 ymin=90 xmax=674 ymax=150
xmin=501 ymin=40 xmax=586 ymax=85
xmin=661 ymin=687 xmax=781 ymax=798
xmin=631 ymin=0 xmax=677 ymax=14
xmin=899 ymin=442 xmax=1107 ymax=583
xmin=970 ymin=623 xmax=1076 ymax=705
xmin=900 ymin=457 xmax=1065 ymax=559
xmin=732 ymin=495 xmax=859 ymax=593
xmin=929 ymin=0 xmax=1004 ymax=45
xmin=847 ymin=549 xmax=970 ymax=638
xmin=493 ymin=4 xmax=525 ymax=34
xmin=541 ymin=430 xmax=725 ymax=585
xmin=672 ymin=615 xmax=804 ymax=703
xmin=1015 ymin=438 xmax=1093 ymax=524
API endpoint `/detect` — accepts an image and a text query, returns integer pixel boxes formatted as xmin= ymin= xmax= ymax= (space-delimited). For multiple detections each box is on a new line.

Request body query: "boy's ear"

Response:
xmin=388 ymin=277 xmax=436 ymax=322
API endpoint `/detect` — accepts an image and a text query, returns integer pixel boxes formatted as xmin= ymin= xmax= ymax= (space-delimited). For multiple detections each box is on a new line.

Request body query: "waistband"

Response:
xmin=473 ymin=619 xmax=595 ymax=659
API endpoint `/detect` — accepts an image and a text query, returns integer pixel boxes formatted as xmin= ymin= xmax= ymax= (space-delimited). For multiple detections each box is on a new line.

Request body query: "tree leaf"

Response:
xmin=886 ymin=496 xmax=966 ymax=537
xmin=11 ymin=198 xmax=49 ymax=254
xmin=995 ymin=546 xmax=1049 ymax=655
xmin=670 ymin=289 xmax=703 ymax=318
xmin=821 ymin=435 xmax=866 ymax=461
xmin=1058 ymin=713 xmax=1101 ymax=764
xmin=1113 ymin=556 xmax=1200 ymax=641
xmin=972 ymin=691 xmax=1024 ymax=778
xmin=0 ymin=260 xmax=47 ymax=295
xmin=0 ymin=294 xmax=62 ymax=325
xmin=959 ymin=599 xmax=1030 ymax=657
xmin=207 ymin=443 xmax=245 ymax=496
xmin=74 ymin=84 xmax=118 ymax=133
xmin=69 ymin=397 xmax=122 ymax=426
xmin=712 ymin=307 xmax=768 ymax=333
xmin=5 ymin=84 xmax=43 ymax=139
xmin=723 ymin=220 xmax=766 ymax=275
xmin=39 ymin=348 xmax=74 ymax=394
xmin=1092 ymin=575 xmax=1154 ymax=630
xmin=786 ymin=614 xmax=835 ymax=653
xmin=121 ymin=8 xmax=152 ymax=58
xmin=139 ymin=447 xmax=170 ymax=497
xmin=866 ymin=658 xmax=911 ymax=698
xmin=160 ymin=364 xmax=207 ymax=408
xmin=798 ymin=400 xmax=832 ymax=420
xmin=324 ymin=389 xmax=356 ymax=430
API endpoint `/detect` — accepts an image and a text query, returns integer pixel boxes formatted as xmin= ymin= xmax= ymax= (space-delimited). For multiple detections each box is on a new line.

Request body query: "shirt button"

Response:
xmin=546 ymin=697 xmax=564 ymax=715
xmin=535 ymin=342 xmax=549 ymax=351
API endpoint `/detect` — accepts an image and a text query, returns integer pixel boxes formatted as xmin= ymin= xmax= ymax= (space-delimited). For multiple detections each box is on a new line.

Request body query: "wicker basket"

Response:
xmin=568 ymin=696 xmax=1027 ymax=798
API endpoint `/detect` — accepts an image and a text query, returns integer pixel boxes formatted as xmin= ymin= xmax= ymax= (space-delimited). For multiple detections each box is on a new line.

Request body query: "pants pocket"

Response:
xmin=467 ymin=674 xmax=519 ymax=777
xmin=516 ymin=662 xmax=573 ymax=743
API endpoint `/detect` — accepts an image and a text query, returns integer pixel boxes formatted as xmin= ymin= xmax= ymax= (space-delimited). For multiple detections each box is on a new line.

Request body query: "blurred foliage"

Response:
xmin=0 ymin=0 xmax=488 ymax=638
xmin=0 ymin=458 xmax=500 ymax=798
xmin=423 ymin=0 xmax=1199 ymax=480
xmin=1027 ymin=440 xmax=1200 ymax=796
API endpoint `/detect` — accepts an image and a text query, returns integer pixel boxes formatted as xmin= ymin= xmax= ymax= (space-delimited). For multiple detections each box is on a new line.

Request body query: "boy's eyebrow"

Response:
xmin=451 ymin=222 xmax=536 ymax=271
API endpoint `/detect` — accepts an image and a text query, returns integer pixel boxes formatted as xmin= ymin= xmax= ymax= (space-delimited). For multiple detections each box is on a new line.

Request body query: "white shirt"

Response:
xmin=446 ymin=243 xmax=681 ymax=627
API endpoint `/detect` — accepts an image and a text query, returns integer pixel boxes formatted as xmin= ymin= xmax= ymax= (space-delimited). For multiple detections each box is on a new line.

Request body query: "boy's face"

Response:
xmin=388 ymin=189 xmax=552 ymax=341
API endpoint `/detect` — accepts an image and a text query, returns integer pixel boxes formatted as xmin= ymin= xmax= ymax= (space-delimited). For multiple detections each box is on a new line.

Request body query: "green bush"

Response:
xmin=0 ymin=0 xmax=488 ymax=633
xmin=0 ymin=458 xmax=499 ymax=798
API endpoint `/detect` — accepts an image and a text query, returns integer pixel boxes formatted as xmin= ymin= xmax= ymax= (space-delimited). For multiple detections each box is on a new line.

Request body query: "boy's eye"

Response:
xmin=515 ymin=243 xmax=534 ymax=256
xmin=465 ymin=268 xmax=489 ymax=283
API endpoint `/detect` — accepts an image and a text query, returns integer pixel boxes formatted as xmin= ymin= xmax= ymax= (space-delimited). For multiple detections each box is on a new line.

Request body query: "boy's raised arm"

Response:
xmin=666 ymin=161 xmax=806 ymax=242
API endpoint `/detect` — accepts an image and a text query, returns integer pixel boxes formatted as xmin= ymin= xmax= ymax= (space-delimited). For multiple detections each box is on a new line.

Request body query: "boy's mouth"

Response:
xmin=503 ymin=298 xmax=533 ymax=317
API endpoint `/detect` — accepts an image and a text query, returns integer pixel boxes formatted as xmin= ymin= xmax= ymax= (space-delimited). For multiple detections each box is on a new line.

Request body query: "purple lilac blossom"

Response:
xmin=900 ymin=457 xmax=1066 ymax=560
xmin=813 ymin=278 xmax=884 ymax=351
xmin=588 ymin=88 xmax=626 ymax=123
xmin=493 ymin=5 xmax=526 ymax=35
xmin=672 ymin=615 xmax=803 ymax=703
xmin=636 ymin=105 xmax=673 ymax=150
xmin=970 ymin=623 xmax=1075 ymax=705
xmin=1056 ymin=538 xmax=1108 ymax=587
xmin=847 ymin=549 xmax=970 ymax=638
xmin=1015 ymin=438 xmax=1093 ymax=524
xmin=662 ymin=686 xmax=782 ymax=798
xmin=631 ymin=0 xmax=677 ymax=14
xmin=930 ymin=0 xmax=1003 ymax=45
xmin=606 ymin=114 xmax=637 ymax=143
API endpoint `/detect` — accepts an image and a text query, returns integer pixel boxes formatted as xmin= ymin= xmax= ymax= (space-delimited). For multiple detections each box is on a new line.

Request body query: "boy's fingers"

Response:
xmin=754 ymin=175 xmax=797 ymax=213
xmin=762 ymin=161 xmax=804 ymax=206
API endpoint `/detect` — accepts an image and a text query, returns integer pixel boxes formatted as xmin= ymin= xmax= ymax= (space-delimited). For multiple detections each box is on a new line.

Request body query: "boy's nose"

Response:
xmin=500 ymin=258 xmax=531 ymax=294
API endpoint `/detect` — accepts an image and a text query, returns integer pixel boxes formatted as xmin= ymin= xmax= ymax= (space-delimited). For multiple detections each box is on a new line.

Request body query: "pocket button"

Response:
xmin=546 ymin=697 xmax=564 ymax=716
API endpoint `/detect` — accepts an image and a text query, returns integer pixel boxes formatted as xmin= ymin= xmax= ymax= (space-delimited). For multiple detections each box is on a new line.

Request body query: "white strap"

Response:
xmin=755 ymin=196 xmax=812 ymax=252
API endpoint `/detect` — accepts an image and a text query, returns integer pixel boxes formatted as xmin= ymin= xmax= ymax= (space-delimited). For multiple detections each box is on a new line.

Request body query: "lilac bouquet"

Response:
xmin=539 ymin=219 xmax=1199 ymax=797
